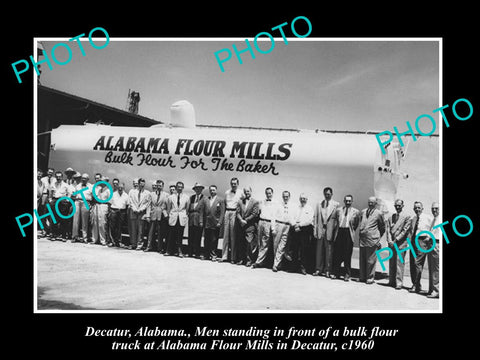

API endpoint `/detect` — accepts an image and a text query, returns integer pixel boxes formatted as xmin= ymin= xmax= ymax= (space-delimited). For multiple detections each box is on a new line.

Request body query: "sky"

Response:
xmin=39 ymin=39 xmax=440 ymax=133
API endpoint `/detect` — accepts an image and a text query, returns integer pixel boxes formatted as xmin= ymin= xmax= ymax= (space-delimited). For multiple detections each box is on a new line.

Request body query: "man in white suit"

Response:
xmin=128 ymin=178 xmax=151 ymax=250
xmin=313 ymin=187 xmax=340 ymax=278
xmin=145 ymin=180 xmax=169 ymax=252
xmin=166 ymin=181 xmax=189 ymax=257
xmin=331 ymin=195 xmax=360 ymax=281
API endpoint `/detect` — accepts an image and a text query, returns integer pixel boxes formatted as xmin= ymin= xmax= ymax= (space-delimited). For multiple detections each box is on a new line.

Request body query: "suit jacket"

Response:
xmin=236 ymin=197 xmax=260 ymax=233
xmin=332 ymin=206 xmax=360 ymax=243
xmin=188 ymin=193 xmax=205 ymax=227
xmin=387 ymin=212 xmax=411 ymax=244
xmin=359 ymin=208 xmax=386 ymax=247
xmin=146 ymin=190 xmax=169 ymax=221
xmin=128 ymin=189 xmax=151 ymax=220
xmin=314 ymin=199 xmax=339 ymax=241
xmin=201 ymin=196 xmax=225 ymax=229
xmin=167 ymin=193 xmax=189 ymax=227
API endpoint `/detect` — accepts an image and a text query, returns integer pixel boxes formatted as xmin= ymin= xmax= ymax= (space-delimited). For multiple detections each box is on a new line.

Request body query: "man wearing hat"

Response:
xmin=72 ymin=173 xmax=93 ymax=243
xmin=64 ymin=167 xmax=76 ymax=185
xmin=188 ymin=182 xmax=205 ymax=258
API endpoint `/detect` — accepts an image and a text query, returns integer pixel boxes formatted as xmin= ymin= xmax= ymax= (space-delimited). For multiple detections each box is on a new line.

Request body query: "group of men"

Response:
xmin=37 ymin=168 xmax=439 ymax=299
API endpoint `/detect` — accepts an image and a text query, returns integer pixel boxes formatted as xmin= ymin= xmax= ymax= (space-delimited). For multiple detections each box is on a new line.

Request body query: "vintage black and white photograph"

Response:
xmin=34 ymin=38 xmax=441 ymax=312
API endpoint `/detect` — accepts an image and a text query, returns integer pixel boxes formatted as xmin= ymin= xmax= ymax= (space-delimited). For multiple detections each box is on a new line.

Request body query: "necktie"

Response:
xmin=366 ymin=209 xmax=371 ymax=218
xmin=412 ymin=215 xmax=419 ymax=237
xmin=157 ymin=191 xmax=160 ymax=203
xmin=326 ymin=200 xmax=329 ymax=208
xmin=341 ymin=207 xmax=348 ymax=227
xmin=177 ymin=194 xmax=180 ymax=206
xmin=138 ymin=189 xmax=141 ymax=201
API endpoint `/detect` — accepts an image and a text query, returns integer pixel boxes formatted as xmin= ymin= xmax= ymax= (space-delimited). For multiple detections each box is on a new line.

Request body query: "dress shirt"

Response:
xmin=275 ymin=202 xmax=294 ymax=224
xmin=431 ymin=215 xmax=441 ymax=239
xmin=41 ymin=176 xmax=55 ymax=192
xmin=74 ymin=183 xmax=93 ymax=201
xmin=259 ymin=200 xmax=278 ymax=220
xmin=225 ymin=189 xmax=242 ymax=210
xmin=110 ymin=191 xmax=129 ymax=209
xmin=339 ymin=206 xmax=354 ymax=228
xmin=413 ymin=212 xmax=434 ymax=236
xmin=295 ymin=204 xmax=314 ymax=227
xmin=208 ymin=195 xmax=217 ymax=208
xmin=50 ymin=181 xmax=70 ymax=199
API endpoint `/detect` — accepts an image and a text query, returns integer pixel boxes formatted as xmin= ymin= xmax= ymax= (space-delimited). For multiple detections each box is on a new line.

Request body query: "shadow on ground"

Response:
xmin=38 ymin=287 xmax=97 ymax=310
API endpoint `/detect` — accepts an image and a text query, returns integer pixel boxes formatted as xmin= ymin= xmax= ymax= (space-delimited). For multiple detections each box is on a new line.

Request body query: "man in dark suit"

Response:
xmin=236 ymin=187 xmax=260 ymax=266
xmin=188 ymin=182 xmax=205 ymax=258
xmin=386 ymin=199 xmax=411 ymax=289
xmin=200 ymin=185 xmax=225 ymax=261
xmin=331 ymin=194 xmax=360 ymax=281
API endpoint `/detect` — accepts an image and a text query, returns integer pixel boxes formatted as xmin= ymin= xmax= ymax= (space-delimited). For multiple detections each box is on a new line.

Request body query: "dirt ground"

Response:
xmin=36 ymin=237 xmax=439 ymax=311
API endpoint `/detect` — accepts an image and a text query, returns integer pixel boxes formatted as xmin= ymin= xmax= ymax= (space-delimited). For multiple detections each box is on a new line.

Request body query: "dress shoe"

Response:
xmin=330 ymin=274 xmax=337 ymax=279
xmin=366 ymin=279 xmax=375 ymax=285
xmin=246 ymin=261 xmax=252 ymax=267
xmin=312 ymin=271 xmax=320 ymax=276
xmin=395 ymin=286 xmax=402 ymax=290
xmin=236 ymin=260 xmax=244 ymax=265
xmin=344 ymin=275 xmax=350 ymax=282
xmin=300 ymin=269 xmax=307 ymax=275
xmin=178 ymin=253 xmax=185 ymax=258
xmin=427 ymin=291 xmax=439 ymax=299
xmin=272 ymin=266 xmax=278 ymax=272
xmin=143 ymin=248 xmax=151 ymax=252
xmin=325 ymin=271 xmax=330 ymax=278
xmin=409 ymin=286 xmax=420 ymax=293
xmin=164 ymin=252 xmax=171 ymax=256
xmin=251 ymin=263 xmax=259 ymax=269
xmin=200 ymin=255 xmax=205 ymax=260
